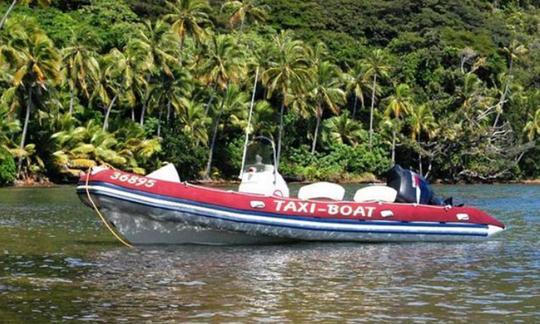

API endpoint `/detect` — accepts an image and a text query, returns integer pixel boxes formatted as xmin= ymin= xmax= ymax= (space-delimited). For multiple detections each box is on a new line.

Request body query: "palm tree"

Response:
xmin=262 ymin=31 xmax=312 ymax=167
xmin=52 ymin=120 xmax=161 ymax=176
xmin=151 ymin=67 xmax=192 ymax=136
xmin=384 ymin=83 xmax=412 ymax=163
xmin=524 ymin=108 xmax=540 ymax=141
xmin=309 ymin=61 xmax=346 ymax=154
xmin=346 ymin=61 xmax=370 ymax=119
xmin=164 ymin=0 xmax=211 ymax=52
xmin=0 ymin=104 xmax=20 ymax=147
xmin=61 ymin=37 xmax=99 ymax=114
xmin=361 ymin=48 xmax=391 ymax=148
xmin=130 ymin=20 xmax=180 ymax=126
xmin=200 ymin=34 xmax=245 ymax=178
xmin=407 ymin=104 xmax=437 ymax=176
xmin=0 ymin=0 xmax=50 ymax=30
xmin=100 ymin=44 xmax=151 ymax=131
xmin=134 ymin=20 xmax=180 ymax=79
xmin=221 ymin=0 xmax=268 ymax=31
xmin=229 ymin=99 xmax=274 ymax=135
xmin=321 ymin=111 xmax=365 ymax=147
xmin=0 ymin=20 xmax=61 ymax=178
xmin=493 ymin=40 xmax=528 ymax=127
xmin=90 ymin=61 xmax=116 ymax=130
xmin=172 ymin=98 xmax=210 ymax=145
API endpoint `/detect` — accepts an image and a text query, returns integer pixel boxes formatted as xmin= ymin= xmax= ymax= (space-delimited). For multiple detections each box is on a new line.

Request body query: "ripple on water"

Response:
xmin=0 ymin=185 xmax=539 ymax=322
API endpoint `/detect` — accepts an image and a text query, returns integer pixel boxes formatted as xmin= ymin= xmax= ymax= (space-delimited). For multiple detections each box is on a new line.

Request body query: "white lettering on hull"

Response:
xmin=273 ymin=200 xmax=376 ymax=218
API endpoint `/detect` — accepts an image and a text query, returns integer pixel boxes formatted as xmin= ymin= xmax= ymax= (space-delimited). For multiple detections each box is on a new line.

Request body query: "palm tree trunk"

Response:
xmin=131 ymin=107 xmax=135 ymax=121
xmin=391 ymin=128 xmax=396 ymax=164
xmin=0 ymin=0 xmax=17 ymax=30
xmin=276 ymin=101 xmax=285 ymax=170
xmin=205 ymin=93 xmax=215 ymax=116
xmin=140 ymin=101 xmax=147 ymax=126
xmin=204 ymin=93 xmax=226 ymax=179
xmin=352 ymin=95 xmax=358 ymax=119
xmin=102 ymin=94 xmax=118 ymax=131
xmin=17 ymin=86 xmax=32 ymax=177
xmin=157 ymin=103 xmax=166 ymax=137
xmin=179 ymin=35 xmax=185 ymax=65
xmin=417 ymin=133 xmax=423 ymax=176
xmin=493 ymin=58 xmax=513 ymax=128
xmin=166 ymin=99 xmax=171 ymax=122
xmin=69 ymin=85 xmax=74 ymax=114
xmin=311 ymin=107 xmax=322 ymax=155
xmin=369 ymin=74 xmax=377 ymax=148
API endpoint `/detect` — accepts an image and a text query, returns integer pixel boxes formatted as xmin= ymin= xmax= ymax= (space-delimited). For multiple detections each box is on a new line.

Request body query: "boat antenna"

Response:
xmin=239 ymin=66 xmax=259 ymax=178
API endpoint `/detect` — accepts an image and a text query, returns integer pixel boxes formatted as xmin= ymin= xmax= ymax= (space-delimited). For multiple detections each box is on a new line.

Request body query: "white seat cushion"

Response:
xmin=354 ymin=185 xmax=397 ymax=202
xmin=298 ymin=182 xmax=345 ymax=201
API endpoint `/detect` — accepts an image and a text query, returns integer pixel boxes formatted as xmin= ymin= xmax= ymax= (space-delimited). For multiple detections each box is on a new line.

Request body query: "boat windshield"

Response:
xmin=243 ymin=137 xmax=276 ymax=173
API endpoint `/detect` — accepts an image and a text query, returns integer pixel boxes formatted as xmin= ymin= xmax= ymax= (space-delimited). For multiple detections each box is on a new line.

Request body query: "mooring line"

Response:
xmin=85 ymin=168 xmax=133 ymax=248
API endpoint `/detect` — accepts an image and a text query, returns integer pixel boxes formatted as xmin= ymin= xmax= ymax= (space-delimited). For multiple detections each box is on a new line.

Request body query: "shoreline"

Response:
xmin=4 ymin=177 xmax=540 ymax=188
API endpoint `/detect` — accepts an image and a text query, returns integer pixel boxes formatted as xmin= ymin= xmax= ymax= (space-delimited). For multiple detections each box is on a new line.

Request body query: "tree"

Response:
xmin=100 ymin=43 xmax=151 ymax=131
xmin=361 ymin=48 xmax=391 ymax=148
xmin=524 ymin=108 xmax=540 ymax=141
xmin=384 ymin=83 xmax=412 ymax=163
xmin=407 ymin=104 xmax=437 ymax=176
xmin=52 ymin=120 xmax=161 ymax=176
xmin=61 ymin=36 xmax=99 ymax=114
xmin=200 ymin=34 xmax=245 ymax=179
xmin=0 ymin=19 xmax=61 ymax=178
xmin=151 ymin=67 xmax=192 ymax=136
xmin=492 ymin=40 xmax=528 ymax=127
xmin=262 ymin=31 xmax=311 ymax=168
xmin=321 ymin=111 xmax=364 ymax=147
xmin=164 ymin=0 xmax=211 ymax=52
xmin=130 ymin=19 xmax=180 ymax=126
xmin=309 ymin=60 xmax=346 ymax=154
xmin=172 ymin=97 xmax=210 ymax=145
xmin=346 ymin=61 xmax=370 ymax=119
xmin=0 ymin=0 xmax=51 ymax=30
xmin=221 ymin=0 xmax=268 ymax=31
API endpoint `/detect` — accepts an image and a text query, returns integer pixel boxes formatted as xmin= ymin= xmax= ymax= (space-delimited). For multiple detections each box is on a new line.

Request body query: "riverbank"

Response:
xmin=6 ymin=175 xmax=540 ymax=188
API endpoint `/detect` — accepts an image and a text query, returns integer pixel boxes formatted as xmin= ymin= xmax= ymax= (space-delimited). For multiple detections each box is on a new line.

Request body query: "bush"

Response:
xmin=0 ymin=147 xmax=16 ymax=186
xmin=280 ymin=143 xmax=391 ymax=182
xmin=159 ymin=126 xmax=207 ymax=180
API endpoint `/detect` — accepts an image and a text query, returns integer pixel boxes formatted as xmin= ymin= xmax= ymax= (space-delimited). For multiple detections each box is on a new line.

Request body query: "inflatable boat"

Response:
xmin=76 ymin=139 xmax=505 ymax=245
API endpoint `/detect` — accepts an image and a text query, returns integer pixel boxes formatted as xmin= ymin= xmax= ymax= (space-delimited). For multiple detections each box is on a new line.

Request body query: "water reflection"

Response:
xmin=0 ymin=185 xmax=539 ymax=322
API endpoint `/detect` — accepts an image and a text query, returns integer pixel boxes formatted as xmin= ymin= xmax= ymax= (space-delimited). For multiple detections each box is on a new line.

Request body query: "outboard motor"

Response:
xmin=386 ymin=165 xmax=449 ymax=206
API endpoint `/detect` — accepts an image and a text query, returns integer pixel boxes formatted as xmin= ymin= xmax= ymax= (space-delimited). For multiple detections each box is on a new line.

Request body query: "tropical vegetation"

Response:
xmin=0 ymin=0 xmax=539 ymax=185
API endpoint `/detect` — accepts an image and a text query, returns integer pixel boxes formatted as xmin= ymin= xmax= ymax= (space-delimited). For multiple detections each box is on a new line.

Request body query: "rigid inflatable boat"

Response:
xmin=76 ymin=139 xmax=505 ymax=245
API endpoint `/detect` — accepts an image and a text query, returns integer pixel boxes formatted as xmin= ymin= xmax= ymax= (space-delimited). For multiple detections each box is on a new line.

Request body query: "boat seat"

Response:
xmin=298 ymin=182 xmax=345 ymax=201
xmin=353 ymin=185 xmax=397 ymax=203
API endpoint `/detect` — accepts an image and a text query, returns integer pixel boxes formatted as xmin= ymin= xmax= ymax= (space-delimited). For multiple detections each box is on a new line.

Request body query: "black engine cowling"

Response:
xmin=386 ymin=165 xmax=448 ymax=206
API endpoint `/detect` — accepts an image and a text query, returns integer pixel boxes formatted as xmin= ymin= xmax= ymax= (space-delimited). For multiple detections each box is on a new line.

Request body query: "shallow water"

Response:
xmin=0 ymin=184 xmax=539 ymax=322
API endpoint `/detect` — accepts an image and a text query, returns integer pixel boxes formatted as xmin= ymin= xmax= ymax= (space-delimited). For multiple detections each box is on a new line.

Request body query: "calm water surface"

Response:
xmin=0 ymin=184 xmax=538 ymax=322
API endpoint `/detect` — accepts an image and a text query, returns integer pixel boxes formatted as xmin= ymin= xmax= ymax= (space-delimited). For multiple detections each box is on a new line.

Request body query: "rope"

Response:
xmin=85 ymin=168 xmax=133 ymax=248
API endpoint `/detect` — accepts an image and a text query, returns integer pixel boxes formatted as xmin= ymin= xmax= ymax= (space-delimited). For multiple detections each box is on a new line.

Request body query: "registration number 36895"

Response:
xmin=110 ymin=172 xmax=156 ymax=188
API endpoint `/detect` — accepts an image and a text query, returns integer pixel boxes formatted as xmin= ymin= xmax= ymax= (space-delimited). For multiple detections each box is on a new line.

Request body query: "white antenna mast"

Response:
xmin=239 ymin=66 xmax=259 ymax=178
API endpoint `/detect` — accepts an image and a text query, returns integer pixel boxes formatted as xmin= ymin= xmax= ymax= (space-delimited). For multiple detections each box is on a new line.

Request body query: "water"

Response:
xmin=0 ymin=184 xmax=539 ymax=322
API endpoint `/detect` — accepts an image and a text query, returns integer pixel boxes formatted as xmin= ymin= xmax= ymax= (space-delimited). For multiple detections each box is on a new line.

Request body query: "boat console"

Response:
xmin=238 ymin=138 xmax=289 ymax=197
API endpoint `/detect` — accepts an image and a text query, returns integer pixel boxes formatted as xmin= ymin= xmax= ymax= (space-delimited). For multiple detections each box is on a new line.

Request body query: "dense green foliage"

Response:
xmin=0 ymin=0 xmax=539 ymax=185
xmin=0 ymin=146 xmax=16 ymax=185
